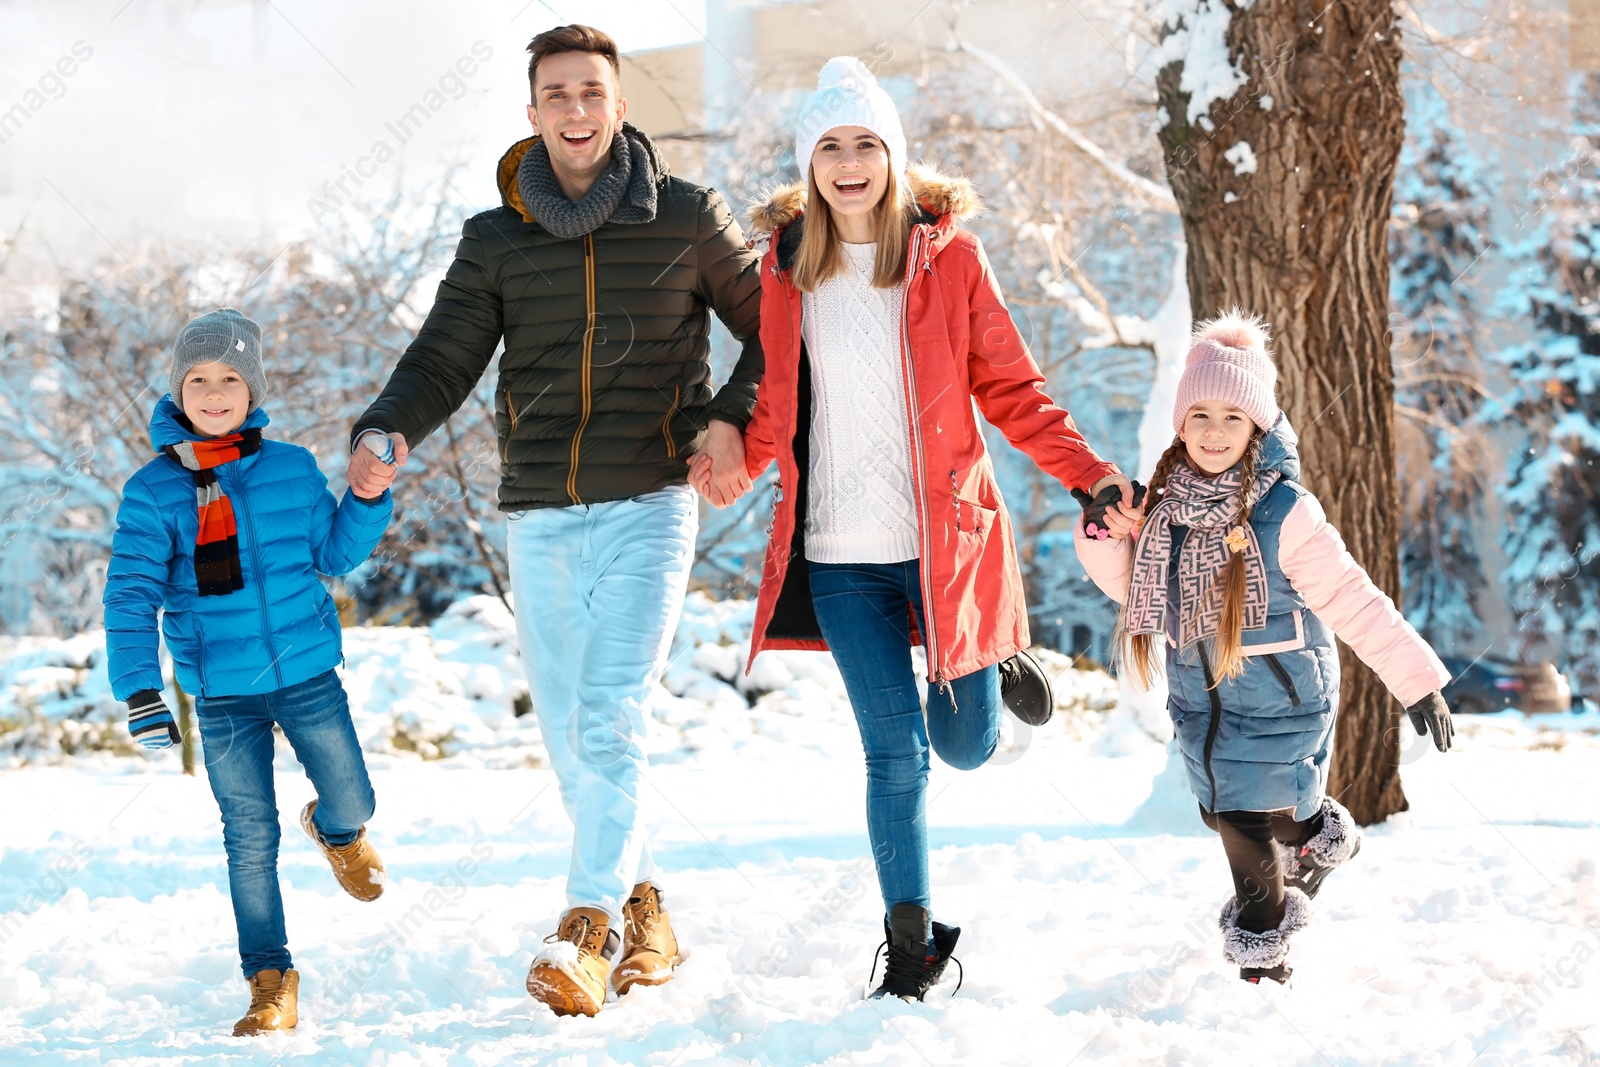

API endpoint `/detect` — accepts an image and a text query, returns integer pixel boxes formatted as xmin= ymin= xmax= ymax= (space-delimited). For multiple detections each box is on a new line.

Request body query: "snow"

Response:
xmin=1151 ymin=0 xmax=1254 ymax=124
xmin=2 ymin=596 xmax=1599 ymax=1063
xmin=1224 ymin=140 xmax=1259 ymax=175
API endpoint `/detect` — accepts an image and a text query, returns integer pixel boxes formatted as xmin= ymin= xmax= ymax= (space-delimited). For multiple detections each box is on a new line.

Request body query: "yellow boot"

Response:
xmin=526 ymin=906 xmax=616 ymax=1017
xmin=300 ymin=800 xmax=385 ymax=902
xmin=232 ymin=968 xmax=298 ymax=1036
xmin=613 ymin=882 xmax=682 ymax=995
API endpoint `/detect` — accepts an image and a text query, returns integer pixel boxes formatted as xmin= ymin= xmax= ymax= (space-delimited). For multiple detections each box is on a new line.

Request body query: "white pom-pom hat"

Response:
xmin=1172 ymin=309 xmax=1279 ymax=433
xmin=793 ymin=57 xmax=906 ymax=178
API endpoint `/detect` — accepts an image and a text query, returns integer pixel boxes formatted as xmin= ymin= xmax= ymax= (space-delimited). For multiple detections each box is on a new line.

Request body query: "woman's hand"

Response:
xmin=1075 ymin=478 xmax=1147 ymax=540
xmin=688 ymin=420 xmax=752 ymax=508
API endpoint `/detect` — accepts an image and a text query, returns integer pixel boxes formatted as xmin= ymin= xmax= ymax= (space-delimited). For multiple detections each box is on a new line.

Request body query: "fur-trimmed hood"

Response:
xmin=748 ymin=163 xmax=981 ymax=235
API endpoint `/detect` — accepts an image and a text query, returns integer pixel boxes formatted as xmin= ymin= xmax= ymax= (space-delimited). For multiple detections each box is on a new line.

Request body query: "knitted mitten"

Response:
xmin=127 ymin=690 xmax=180 ymax=750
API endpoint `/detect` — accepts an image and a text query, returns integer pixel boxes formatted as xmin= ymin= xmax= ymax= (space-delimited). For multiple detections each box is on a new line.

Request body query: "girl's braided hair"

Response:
xmin=1114 ymin=428 xmax=1268 ymax=690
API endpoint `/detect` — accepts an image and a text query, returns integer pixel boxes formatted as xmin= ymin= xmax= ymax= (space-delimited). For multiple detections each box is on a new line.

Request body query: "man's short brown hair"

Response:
xmin=526 ymin=24 xmax=621 ymax=98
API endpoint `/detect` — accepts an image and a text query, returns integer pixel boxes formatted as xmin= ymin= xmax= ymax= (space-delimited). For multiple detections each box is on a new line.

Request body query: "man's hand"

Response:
xmin=348 ymin=431 xmax=409 ymax=498
xmin=690 ymin=419 xmax=752 ymax=509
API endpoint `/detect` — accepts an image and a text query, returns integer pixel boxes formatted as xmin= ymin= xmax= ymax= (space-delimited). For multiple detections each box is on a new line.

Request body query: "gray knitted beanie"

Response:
xmin=169 ymin=308 xmax=266 ymax=412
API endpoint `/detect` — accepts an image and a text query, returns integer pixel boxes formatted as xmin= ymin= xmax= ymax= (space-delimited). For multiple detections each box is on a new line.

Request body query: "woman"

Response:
xmin=691 ymin=57 xmax=1132 ymax=1001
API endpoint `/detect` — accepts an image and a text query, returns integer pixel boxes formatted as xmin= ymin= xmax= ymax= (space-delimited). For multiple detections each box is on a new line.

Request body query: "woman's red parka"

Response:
xmin=742 ymin=165 xmax=1119 ymax=685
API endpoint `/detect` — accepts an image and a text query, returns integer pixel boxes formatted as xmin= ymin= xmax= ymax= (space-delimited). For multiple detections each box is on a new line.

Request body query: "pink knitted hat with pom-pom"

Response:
xmin=1172 ymin=310 xmax=1279 ymax=433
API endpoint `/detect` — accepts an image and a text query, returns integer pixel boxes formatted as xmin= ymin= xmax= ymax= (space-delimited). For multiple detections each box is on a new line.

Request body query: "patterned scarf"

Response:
xmin=162 ymin=429 xmax=263 ymax=597
xmin=1124 ymin=462 xmax=1280 ymax=649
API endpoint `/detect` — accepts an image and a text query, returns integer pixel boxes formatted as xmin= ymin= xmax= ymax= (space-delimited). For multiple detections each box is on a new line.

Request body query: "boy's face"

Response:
xmin=180 ymin=361 xmax=251 ymax=437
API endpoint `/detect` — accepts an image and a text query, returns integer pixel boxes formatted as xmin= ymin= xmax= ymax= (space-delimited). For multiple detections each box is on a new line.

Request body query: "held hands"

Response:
xmin=688 ymin=419 xmax=752 ymax=509
xmin=348 ymin=431 xmax=409 ymax=499
xmin=1073 ymin=477 xmax=1148 ymax=541
xmin=126 ymin=690 xmax=180 ymax=751
xmin=1405 ymin=691 xmax=1455 ymax=753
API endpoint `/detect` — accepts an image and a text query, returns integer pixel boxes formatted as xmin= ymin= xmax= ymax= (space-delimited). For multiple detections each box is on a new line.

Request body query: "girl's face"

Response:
xmin=811 ymin=125 xmax=890 ymax=228
xmin=1179 ymin=399 xmax=1254 ymax=475
xmin=180 ymin=361 xmax=251 ymax=437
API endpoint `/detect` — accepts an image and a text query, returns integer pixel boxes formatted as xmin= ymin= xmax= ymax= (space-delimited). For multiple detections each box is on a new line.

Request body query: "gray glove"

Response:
xmin=1405 ymin=691 xmax=1453 ymax=753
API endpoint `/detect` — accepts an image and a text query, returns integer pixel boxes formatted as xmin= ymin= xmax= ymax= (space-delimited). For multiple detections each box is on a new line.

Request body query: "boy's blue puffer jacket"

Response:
xmin=103 ymin=397 xmax=392 ymax=700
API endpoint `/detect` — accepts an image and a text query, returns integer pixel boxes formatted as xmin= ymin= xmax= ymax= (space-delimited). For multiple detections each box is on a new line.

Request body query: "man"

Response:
xmin=347 ymin=24 xmax=760 ymax=1018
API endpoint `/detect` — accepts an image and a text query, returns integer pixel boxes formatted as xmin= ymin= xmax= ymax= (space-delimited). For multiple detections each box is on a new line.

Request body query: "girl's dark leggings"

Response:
xmin=1201 ymin=805 xmax=1326 ymax=932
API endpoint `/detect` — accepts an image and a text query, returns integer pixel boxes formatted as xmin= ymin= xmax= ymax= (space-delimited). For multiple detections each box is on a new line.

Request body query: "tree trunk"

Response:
xmin=1155 ymin=0 xmax=1409 ymax=824
xmin=173 ymin=680 xmax=198 ymax=777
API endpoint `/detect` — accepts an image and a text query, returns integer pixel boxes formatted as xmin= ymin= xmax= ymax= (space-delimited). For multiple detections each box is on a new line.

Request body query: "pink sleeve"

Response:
xmin=1073 ymin=520 xmax=1136 ymax=605
xmin=1278 ymin=494 xmax=1450 ymax=708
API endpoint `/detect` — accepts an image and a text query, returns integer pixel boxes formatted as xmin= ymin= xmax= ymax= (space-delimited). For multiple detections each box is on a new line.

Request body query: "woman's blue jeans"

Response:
xmin=196 ymin=669 xmax=376 ymax=977
xmin=808 ymin=560 xmax=1001 ymax=918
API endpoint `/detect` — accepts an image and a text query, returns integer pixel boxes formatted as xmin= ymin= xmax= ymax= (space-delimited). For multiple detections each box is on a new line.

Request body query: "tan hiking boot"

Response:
xmin=232 ymin=967 xmax=298 ymax=1036
xmin=300 ymin=800 xmax=385 ymax=902
xmin=526 ymin=906 xmax=618 ymax=1017
xmin=613 ymin=882 xmax=682 ymax=995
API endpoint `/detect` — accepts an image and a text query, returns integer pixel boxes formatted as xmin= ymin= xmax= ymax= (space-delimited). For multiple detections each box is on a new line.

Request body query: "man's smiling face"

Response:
xmin=526 ymin=50 xmax=626 ymax=185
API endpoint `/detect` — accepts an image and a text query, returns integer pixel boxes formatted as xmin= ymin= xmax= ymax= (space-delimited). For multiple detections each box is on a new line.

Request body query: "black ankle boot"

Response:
xmin=868 ymin=903 xmax=963 ymax=1001
xmin=998 ymin=648 xmax=1053 ymax=726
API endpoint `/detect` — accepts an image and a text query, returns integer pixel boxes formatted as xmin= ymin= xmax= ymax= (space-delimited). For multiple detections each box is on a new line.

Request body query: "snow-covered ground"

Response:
xmin=2 ymin=597 xmax=1598 ymax=1065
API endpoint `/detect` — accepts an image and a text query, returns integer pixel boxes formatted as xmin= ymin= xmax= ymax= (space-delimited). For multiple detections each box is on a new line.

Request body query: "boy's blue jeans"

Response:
xmin=505 ymin=485 xmax=698 ymax=924
xmin=808 ymin=560 xmax=1001 ymax=917
xmin=196 ymin=669 xmax=375 ymax=977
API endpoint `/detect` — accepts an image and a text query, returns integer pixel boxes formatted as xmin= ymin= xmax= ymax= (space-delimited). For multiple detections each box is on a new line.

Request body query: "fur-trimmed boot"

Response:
xmin=1281 ymin=796 xmax=1362 ymax=899
xmin=1218 ymin=886 xmax=1312 ymax=984
xmin=526 ymin=907 xmax=618 ymax=1018
xmin=232 ymin=967 xmax=299 ymax=1036
xmin=612 ymin=882 xmax=682 ymax=995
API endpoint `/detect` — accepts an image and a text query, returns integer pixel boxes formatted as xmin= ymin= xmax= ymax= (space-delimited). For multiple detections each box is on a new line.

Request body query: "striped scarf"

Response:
xmin=1124 ymin=462 xmax=1279 ymax=649
xmin=162 ymin=429 xmax=263 ymax=597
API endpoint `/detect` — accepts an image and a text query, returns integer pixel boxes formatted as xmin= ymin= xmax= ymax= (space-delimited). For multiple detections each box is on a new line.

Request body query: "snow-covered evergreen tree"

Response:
xmin=1489 ymin=73 xmax=1600 ymax=691
xmin=1389 ymin=81 xmax=1493 ymax=651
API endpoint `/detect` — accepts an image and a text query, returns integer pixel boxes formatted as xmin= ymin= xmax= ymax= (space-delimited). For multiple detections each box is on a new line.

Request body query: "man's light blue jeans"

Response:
xmin=505 ymin=485 xmax=697 ymax=924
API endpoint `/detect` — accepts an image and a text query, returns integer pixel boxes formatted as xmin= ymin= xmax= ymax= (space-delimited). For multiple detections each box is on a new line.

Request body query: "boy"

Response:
xmin=103 ymin=308 xmax=393 ymax=1035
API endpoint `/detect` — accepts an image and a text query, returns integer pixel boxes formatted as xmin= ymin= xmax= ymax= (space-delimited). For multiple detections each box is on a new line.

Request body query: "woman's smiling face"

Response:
xmin=811 ymin=125 xmax=890 ymax=225
xmin=1180 ymin=399 xmax=1255 ymax=475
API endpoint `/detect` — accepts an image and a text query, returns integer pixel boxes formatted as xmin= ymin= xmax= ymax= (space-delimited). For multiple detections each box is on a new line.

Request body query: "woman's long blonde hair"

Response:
xmin=791 ymin=159 xmax=915 ymax=292
xmin=1113 ymin=427 xmax=1268 ymax=691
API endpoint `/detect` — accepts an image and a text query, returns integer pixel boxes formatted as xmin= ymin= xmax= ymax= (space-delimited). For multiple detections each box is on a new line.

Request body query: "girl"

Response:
xmin=693 ymin=57 xmax=1132 ymax=1000
xmin=1076 ymin=312 xmax=1455 ymax=983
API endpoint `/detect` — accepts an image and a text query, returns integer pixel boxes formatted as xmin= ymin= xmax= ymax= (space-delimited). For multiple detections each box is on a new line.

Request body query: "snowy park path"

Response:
xmin=2 ymin=707 xmax=1597 ymax=1066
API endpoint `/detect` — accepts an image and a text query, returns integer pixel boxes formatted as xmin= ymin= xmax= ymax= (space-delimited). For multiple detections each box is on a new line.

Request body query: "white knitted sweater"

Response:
xmin=800 ymin=243 xmax=920 ymax=564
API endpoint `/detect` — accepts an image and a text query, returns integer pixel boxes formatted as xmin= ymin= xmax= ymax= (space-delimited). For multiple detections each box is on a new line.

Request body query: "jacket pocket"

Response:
xmin=662 ymin=384 xmax=681 ymax=459
xmin=1262 ymin=653 xmax=1302 ymax=707
xmin=497 ymin=388 xmax=517 ymax=463
xmin=949 ymin=469 xmax=999 ymax=535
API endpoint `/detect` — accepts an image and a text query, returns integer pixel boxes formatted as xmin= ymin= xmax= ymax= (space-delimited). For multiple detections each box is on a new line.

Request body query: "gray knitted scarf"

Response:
xmin=517 ymin=123 xmax=662 ymax=239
